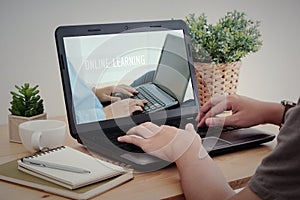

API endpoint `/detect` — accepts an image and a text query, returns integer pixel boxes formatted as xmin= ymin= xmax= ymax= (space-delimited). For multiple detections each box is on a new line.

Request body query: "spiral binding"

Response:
xmin=23 ymin=146 xmax=66 ymax=159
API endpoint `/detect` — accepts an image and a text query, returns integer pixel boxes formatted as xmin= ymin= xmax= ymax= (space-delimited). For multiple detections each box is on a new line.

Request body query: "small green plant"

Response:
xmin=9 ymin=83 xmax=44 ymax=117
xmin=185 ymin=10 xmax=263 ymax=63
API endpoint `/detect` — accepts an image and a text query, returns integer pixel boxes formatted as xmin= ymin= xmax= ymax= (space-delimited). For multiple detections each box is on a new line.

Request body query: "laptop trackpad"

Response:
xmin=202 ymin=137 xmax=232 ymax=151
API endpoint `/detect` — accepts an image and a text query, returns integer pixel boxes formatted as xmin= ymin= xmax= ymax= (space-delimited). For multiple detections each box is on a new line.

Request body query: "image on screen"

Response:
xmin=63 ymin=30 xmax=195 ymax=124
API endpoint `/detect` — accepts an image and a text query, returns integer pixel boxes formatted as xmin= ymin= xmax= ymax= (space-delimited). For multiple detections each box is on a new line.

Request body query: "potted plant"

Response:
xmin=8 ymin=83 xmax=46 ymax=143
xmin=185 ymin=10 xmax=263 ymax=105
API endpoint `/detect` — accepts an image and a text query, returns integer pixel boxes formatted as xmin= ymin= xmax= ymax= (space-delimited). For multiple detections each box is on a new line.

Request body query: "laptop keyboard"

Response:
xmin=133 ymin=86 xmax=165 ymax=113
xmin=105 ymin=126 xmax=236 ymax=153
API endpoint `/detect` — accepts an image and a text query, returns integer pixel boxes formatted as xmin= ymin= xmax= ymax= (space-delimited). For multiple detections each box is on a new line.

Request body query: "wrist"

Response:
xmin=261 ymin=102 xmax=285 ymax=126
xmin=176 ymin=135 xmax=207 ymax=168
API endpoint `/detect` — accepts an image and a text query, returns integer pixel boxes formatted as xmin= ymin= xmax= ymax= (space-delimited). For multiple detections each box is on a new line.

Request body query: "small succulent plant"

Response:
xmin=9 ymin=83 xmax=44 ymax=117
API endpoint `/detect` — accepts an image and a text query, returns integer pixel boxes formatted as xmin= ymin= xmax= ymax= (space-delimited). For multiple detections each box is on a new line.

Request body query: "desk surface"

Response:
xmin=0 ymin=116 xmax=278 ymax=200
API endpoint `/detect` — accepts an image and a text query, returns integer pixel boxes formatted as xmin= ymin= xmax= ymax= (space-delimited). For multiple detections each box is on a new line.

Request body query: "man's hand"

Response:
xmin=118 ymin=122 xmax=201 ymax=162
xmin=196 ymin=94 xmax=284 ymax=128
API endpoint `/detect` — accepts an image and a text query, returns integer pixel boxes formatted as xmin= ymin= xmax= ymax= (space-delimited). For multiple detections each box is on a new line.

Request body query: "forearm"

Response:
xmin=176 ymin=137 xmax=235 ymax=200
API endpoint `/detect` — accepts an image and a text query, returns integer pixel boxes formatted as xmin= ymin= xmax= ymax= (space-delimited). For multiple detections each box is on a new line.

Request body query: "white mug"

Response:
xmin=19 ymin=120 xmax=66 ymax=152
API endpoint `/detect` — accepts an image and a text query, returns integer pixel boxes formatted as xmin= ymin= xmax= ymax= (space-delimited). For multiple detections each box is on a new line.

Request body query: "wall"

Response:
xmin=1 ymin=0 xmax=299 ymax=125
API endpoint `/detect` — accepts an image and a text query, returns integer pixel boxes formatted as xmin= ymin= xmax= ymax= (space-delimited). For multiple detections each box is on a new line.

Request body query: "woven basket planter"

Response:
xmin=194 ymin=61 xmax=241 ymax=106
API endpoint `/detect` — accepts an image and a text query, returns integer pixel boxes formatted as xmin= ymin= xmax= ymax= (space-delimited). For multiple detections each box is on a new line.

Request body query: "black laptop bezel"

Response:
xmin=55 ymin=20 xmax=200 ymax=142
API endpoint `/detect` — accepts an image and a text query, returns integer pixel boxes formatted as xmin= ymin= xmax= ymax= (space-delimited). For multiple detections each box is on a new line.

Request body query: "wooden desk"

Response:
xmin=0 ymin=117 xmax=278 ymax=200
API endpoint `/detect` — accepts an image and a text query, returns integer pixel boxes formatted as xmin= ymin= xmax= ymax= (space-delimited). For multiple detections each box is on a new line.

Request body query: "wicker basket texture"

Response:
xmin=194 ymin=61 xmax=241 ymax=106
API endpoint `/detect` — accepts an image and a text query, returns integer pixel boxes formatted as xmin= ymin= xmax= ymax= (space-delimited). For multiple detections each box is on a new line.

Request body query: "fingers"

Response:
xmin=197 ymin=117 xmax=207 ymax=127
xmin=117 ymin=134 xmax=144 ymax=147
xmin=119 ymin=84 xmax=138 ymax=93
xmin=95 ymin=84 xmax=138 ymax=103
xmin=142 ymin=122 xmax=160 ymax=133
xmin=106 ymin=95 xmax=121 ymax=102
xmin=128 ymin=99 xmax=148 ymax=113
xmin=200 ymin=95 xmax=226 ymax=115
xmin=205 ymin=117 xmax=226 ymax=127
xmin=118 ymin=122 xmax=160 ymax=149
xmin=197 ymin=102 xmax=227 ymax=127
xmin=130 ymin=99 xmax=147 ymax=107
xmin=127 ymin=124 xmax=156 ymax=138
xmin=204 ymin=115 xmax=237 ymax=127
xmin=185 ymin=123 xmax=196 ymax=132
xmin=109 ymin=98 xmax=148 ymax=117
xmin=196 ymin=95 xmax=229 ymax=127
xmin=93 ymin=86 xmax=113 ymax=102
xmin=114 ymin=84 xmax=138 ymax=97
xmin=126 ymin=122 xmax=160 ymax=138
xmin=196 ymin=96 xmax=219 ymax=122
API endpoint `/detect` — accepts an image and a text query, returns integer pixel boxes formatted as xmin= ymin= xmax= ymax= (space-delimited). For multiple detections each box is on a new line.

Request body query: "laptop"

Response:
xmin=55 ymin=20 xmax=275 ymax=172
xmin=132 ymin=34 xmax=190 ymax=113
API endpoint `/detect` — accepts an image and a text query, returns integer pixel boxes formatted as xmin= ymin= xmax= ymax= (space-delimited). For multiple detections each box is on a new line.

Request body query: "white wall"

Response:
xmin=1 ymin=0 xmax=299 ymax=125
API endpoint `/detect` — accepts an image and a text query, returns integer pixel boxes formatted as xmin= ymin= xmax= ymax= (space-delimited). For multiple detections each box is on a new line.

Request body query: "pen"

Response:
xmin=21 ymin=158 xmax=91 ymax=174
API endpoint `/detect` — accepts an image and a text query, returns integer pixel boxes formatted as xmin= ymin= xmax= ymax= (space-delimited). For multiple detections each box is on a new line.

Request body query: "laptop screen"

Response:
xmin=56 ymin=20 xmax=199 ymax=133
xmin=153 ymin=34 xmax=190 ymax=103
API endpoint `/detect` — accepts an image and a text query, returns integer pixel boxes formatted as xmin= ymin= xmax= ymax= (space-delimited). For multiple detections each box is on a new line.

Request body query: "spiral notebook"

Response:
xmin=17 ymin=146 xmax=133 ymax=190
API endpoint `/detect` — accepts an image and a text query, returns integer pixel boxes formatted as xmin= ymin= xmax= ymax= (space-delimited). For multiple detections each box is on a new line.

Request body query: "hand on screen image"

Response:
xmin=103 ymin=98 xmax=147 ymax=119
xmin=92 ymin=84 xmax=147 ymax=119
xmin=93 ymin=84 xmax=138 ymax=103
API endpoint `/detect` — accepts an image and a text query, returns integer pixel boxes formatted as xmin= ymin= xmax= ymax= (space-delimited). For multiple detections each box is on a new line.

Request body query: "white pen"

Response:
xmin=21 ymin=158 xmax=91 ymax=174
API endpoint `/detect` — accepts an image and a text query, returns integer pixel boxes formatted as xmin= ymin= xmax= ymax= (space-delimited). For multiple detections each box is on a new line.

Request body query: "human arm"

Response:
xmin=196 ymin=94 xmax=284 ymax=128
xmin=175 ymin=130 xmax=235 ymax=200
xmin=93 ymin=84 xmax=138 ymax=103
xmin=118 ymin=123 xmax=262 ymax=200
xmin=176 ymin=137 xmax=262 ymax=200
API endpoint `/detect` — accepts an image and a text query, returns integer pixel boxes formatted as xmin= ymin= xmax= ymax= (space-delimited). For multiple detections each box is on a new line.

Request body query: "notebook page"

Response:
xmin=18 ymin=146 xmax=126 ymax=188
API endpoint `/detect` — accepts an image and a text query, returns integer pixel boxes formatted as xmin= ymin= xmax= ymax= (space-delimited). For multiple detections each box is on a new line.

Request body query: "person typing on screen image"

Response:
xmin=93 ymin=85 xmax=147 ymax=119
xmin=118 ymin=94 xmax=300 ymax=200
xmin=68 ymin=61 xmax=147 ymax=124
